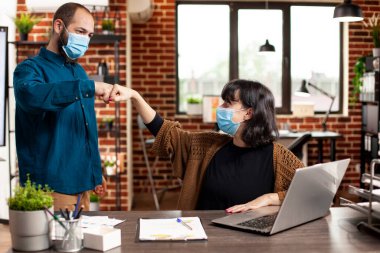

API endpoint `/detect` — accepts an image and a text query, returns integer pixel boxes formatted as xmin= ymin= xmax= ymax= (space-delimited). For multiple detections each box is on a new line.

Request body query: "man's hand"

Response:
xmin=109 ymin=84 xmax=135 ymax=102
xmin=225 ymin=193 xmax=281 ymax=213
xmin=95 ymin=82 xmax=114 ymax=103
xmin=93 ymin=175 xmax=107 ymax=197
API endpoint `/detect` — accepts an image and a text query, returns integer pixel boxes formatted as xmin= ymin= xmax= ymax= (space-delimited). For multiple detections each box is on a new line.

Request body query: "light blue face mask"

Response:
xmin=216 ymin=107 xmax=246 ymax=136
xmin=61 ymin=24 xmax=90 ymax=60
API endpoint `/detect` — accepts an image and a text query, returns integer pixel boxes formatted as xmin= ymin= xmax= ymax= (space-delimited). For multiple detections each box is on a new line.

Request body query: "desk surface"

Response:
xmin=5 ymin=207 xmax=380 ymax=253
xmin=279 ymin=130 xmax=343 ymax=139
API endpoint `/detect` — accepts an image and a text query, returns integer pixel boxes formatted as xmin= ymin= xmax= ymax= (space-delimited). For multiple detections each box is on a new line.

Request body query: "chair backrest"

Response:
xmin=287 ymin=133 xmax=312 ymax=160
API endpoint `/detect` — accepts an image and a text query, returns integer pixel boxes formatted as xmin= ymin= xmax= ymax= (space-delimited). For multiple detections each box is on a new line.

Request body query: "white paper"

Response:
xmin=80 ymin=215 xmax=125 ymax=228
xmin=139 ymin=217 xmax=208 ymax=241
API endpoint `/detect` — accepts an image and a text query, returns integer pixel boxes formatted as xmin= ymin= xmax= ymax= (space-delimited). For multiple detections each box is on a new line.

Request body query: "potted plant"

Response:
xmin=101 ymin=117 xmax=114 ymax=130
xmin=89 ymin=193 xmax=100 ymax=211
xmin=350 ymin=56 xmax=366 ymax=104
xmin=14 ymin=13 xmax=41 ymax=41
xmin=363 ymin=13 xmax=380 ymax=57
xmin=8 ymin=175 xmax=54 ymax=251
xmin=101 ymin=19 xmax=115 ymax=35
xmin=187 ymin=97 xmax=202 ymax=115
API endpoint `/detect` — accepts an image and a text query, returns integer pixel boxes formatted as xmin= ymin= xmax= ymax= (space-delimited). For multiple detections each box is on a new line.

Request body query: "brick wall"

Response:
xmin=14 ymin=0 xmax=379 ymax=210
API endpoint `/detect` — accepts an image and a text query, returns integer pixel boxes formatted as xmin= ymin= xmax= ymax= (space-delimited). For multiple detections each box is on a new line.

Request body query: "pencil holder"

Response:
xmin=52 ymin=218 xmax=83 ymax=252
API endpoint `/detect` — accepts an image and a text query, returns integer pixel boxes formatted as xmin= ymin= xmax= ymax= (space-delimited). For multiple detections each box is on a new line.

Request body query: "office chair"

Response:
xmin=137 ymin=115 xmax=181 ymax=210
xmin=287 ymin=132 xmax=312 ymax=161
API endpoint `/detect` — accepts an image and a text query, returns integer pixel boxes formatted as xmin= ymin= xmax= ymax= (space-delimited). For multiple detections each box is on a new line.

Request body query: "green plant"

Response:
xmin=104 ymin=159 xmax=116 ymax=167
xmin=8 ymin=175 xmax=53 ymax=211
xmin=187 ymin=97 xmax=202 ymax=104
xmin=350 ymin=56 xmax=366 ymax=104
xmin=102 ymin=117 xmax=114 ymax=123
xmin=363 ymin=13 xmax=380 ymax=48
xmin=101 ymin=19 xmax=115 ymax=31
xmin=90 ymin=193 xmax=99 ymax=203
xmin=14 ymin=13 xmax=41 ymax=34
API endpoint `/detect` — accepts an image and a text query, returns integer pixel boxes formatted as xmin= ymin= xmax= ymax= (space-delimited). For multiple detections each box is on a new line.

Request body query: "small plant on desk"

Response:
xmin=7 ymin=175 xmax=54 ymax=251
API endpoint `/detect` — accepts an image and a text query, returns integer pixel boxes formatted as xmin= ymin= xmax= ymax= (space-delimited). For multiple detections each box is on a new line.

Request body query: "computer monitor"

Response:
xmin=0 ymin=27 xmax=7 ymax=147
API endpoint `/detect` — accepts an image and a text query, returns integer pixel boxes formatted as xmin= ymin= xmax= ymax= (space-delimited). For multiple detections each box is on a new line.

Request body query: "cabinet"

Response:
xmin=8 ymin=34 xmax=124 ymax=210
xmin=360 ymin=56 xmax=380 ymax=188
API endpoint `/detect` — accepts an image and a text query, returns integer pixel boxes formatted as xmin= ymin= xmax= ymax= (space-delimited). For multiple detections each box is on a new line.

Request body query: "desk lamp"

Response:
xmin=295 ymin=80 xmax=335 ymax=132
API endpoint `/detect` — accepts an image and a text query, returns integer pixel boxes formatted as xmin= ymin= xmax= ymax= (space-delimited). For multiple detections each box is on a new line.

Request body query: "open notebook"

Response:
xmin=138 ymin=217 xmax=208 ymax=241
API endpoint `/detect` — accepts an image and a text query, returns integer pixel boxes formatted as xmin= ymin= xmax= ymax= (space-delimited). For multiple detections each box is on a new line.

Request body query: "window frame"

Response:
xmin=175 ymin=1 xmax=344 ymax=115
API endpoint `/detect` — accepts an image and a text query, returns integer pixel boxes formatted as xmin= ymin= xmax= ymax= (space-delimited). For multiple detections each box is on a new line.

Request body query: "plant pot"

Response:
xmin=102 ymin=30 xmax=114 ymax=35
xmin=187 ymin=103 xmax=202 ymax=115
xmin=373 ymin=48 xmax=380 ymax=58
xmin=89 ymin=202 xmax=99 ymax=211
xmin=9 ymin=208 xmax=53 ymax=251
xmin=20 ymin=33 xmax=28 ymax=41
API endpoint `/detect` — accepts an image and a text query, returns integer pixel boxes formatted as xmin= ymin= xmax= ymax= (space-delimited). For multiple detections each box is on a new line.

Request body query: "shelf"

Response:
xmin=361 ymin=173 xmax=380 ymax=188
xmin=9 ymin=33 xmax=124 ymax=46
xmin=98 ymin=128 xmax=120 ymax=134
xmin=340 ymin=198 xmax=380 ymax=220
xmin=348 ymin=185 xmax=380 ymax=202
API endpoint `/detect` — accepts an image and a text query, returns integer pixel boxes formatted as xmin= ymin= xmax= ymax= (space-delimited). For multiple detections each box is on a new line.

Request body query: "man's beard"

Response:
xmin=58 ymin=30 xmax=78 ymax=64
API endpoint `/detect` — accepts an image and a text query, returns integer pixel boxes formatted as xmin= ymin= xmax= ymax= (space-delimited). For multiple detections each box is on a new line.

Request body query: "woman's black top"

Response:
xmin=145 ymin=113 xmax=275 ymax=210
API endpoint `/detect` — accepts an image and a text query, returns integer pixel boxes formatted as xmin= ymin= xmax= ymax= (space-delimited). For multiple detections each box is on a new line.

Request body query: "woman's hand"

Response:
xmin=225 ymin=193 xmax=280 ymax=213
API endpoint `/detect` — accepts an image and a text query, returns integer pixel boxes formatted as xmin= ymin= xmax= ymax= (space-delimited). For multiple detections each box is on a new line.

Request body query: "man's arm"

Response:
xmin=13 ymin=63 xmax=114 ymax=113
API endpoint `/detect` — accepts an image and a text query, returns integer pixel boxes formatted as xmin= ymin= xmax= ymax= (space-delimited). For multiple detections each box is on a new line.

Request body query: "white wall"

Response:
xmin=0 ymin=0 xmax=17 ymax=221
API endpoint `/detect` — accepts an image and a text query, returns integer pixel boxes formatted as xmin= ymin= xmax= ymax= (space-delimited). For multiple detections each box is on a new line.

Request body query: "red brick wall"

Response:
xmin=15 ymin=0 xmax=379 ymax=210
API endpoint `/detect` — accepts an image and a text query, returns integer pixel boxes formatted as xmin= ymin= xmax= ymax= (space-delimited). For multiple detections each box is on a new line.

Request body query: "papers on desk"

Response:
xmin=80 ymin=215 xmax=125 ymax=228
xmin=138 ymin=217 xmax=208 ymax=241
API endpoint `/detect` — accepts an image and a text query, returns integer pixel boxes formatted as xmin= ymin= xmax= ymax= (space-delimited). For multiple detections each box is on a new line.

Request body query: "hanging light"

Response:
xmin=333 ymin=0 xmax=363 ymax=22
xmin=259 ymin=0 xmax=275 ymax=53
xmin=259 ymin=39 xmax=275 ymax=52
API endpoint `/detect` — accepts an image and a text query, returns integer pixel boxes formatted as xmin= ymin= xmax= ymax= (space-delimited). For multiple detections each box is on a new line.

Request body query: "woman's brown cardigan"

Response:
xmin=151 ymin=119 xmax=304 ymax=210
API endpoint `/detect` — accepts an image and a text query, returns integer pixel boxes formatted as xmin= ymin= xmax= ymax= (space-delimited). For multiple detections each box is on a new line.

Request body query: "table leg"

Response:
xmin=318 ymin=139 xmax=323 ymax=163
xmin=330 ymin=139 xmax=336 ymax=161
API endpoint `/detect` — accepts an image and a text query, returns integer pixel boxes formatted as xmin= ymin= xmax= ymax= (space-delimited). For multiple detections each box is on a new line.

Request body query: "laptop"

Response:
xmin=211 ymin=158 xmax=350 ymax=235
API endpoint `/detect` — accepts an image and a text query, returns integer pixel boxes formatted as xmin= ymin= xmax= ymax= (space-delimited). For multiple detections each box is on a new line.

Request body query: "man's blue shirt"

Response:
xmin=13 ymin=47 xmax=102 ymax=194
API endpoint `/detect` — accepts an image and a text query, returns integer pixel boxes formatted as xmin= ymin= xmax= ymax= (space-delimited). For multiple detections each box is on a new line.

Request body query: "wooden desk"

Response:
xmin=4 ymin=208 xmax=380 ymax=252
xmin=279 ymin=131 xmax=343 ymax=163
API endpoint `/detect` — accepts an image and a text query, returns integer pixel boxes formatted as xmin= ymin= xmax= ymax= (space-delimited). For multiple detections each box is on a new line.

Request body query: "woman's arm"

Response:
xmin=110 ymin=85 xmax=156 ymax=124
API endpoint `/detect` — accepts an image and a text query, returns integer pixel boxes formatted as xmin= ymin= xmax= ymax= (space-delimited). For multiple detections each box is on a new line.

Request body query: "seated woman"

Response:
xmin=111 ymin=79 xmax=304 ymax=213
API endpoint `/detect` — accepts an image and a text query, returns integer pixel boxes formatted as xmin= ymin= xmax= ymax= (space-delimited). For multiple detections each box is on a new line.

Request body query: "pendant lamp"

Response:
xmin=259 ymin=0 xmax=275 ymax=53
xmin=333 ymin=0 xmax=363 ymax=22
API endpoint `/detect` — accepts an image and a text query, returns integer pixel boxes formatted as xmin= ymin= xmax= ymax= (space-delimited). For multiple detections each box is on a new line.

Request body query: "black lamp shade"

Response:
xmin=295 ymin=80 xmax=311 ymax=97
xmin=259 ymin=39 xmax=275 ymax=52
xmin=333 ymin=0 xmax=363 ymax=22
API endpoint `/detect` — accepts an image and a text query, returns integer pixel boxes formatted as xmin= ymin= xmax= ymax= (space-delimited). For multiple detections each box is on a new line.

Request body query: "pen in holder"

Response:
xmin=53 ymin=217 xmax=83 ymax=252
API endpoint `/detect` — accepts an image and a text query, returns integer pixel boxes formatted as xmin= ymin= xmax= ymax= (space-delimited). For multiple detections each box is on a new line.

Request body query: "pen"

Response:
xmin=176 ymin=218 xmax=192 ymax=230
xmin=44 ymin=207 xmax=67 ymax=231
xmin=73 ymin=194 xmax=81 ymax=218
xmin=65 ymin=207 xmax=70 ymax=220
xmin=74 ymin=206 xmax=83 ymax=219
xmin=59 ymin=208 xmax=67 ymax=220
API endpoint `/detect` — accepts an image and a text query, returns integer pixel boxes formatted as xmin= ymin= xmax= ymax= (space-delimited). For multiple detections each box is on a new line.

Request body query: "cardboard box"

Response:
xmin=292 ymin=102 xmax=315 ymax=117
xmin=83 ymin=226 xmax=121 ymax=251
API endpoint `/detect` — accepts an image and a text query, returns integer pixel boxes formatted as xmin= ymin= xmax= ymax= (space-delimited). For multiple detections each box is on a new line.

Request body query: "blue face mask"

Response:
xmin=216 ymin=107 xmax=246 ymax=136
xmin=61 ymin=25 xmax=90 ymax=60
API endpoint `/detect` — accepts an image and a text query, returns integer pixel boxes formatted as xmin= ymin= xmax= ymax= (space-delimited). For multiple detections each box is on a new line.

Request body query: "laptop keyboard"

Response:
xmin=237 ymin=214 xmax=277 ymax=232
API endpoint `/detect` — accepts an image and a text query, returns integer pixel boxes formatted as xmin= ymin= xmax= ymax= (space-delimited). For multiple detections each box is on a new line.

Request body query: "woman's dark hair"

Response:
xmin=221 ymin=79 xmax=279 ymax=148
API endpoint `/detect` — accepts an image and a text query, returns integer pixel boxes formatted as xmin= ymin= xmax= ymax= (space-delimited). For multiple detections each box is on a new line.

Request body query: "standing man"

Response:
xmin=13 ymin=3 xmax=116 ymax=210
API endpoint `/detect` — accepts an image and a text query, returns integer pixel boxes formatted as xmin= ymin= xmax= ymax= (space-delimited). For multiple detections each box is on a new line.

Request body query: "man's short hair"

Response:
xmin=53 ymin=2 xmax=92 ymax=27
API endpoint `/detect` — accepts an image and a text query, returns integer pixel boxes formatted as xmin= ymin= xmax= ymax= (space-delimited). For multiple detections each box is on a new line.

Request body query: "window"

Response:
xmin=176 ymin=2 xmax=343 ymax=114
